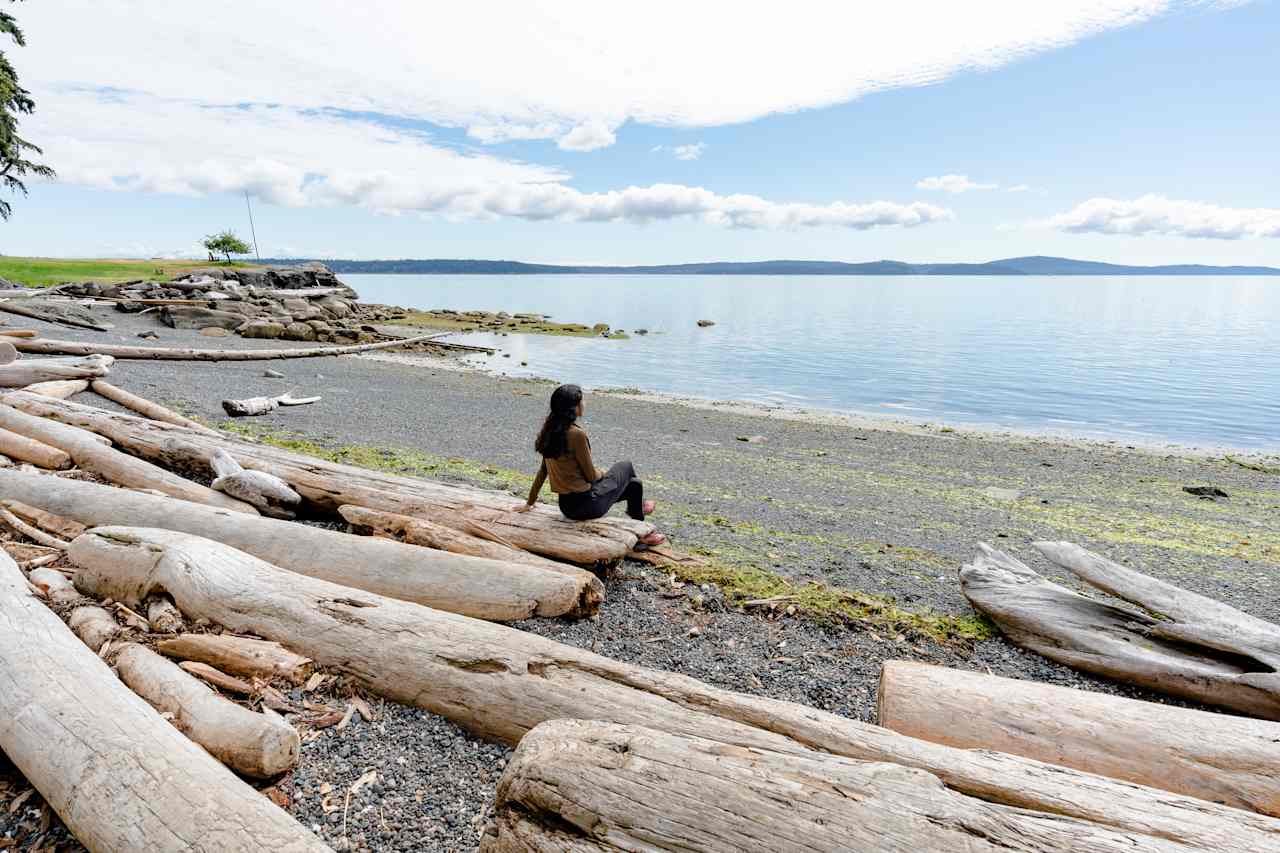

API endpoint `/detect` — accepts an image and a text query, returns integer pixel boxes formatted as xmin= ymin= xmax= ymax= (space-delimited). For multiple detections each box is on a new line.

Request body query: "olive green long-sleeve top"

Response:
xmin=527 ymin=425 xmax=601 ymax=503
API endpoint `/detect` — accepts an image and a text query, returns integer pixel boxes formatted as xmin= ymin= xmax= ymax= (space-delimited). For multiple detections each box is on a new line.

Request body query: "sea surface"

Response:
xmin=345 ymin=274 xmax=1280 ymax=451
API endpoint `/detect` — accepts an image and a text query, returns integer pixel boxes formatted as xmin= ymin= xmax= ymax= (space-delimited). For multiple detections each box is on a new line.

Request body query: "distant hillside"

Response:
xmin=260 ymin=256 xmax=1280 ymax=276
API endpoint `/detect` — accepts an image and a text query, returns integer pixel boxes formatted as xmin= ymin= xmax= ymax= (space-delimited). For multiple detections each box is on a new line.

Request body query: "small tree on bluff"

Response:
xmin=203 ymin=230 xmax=251 ymax=264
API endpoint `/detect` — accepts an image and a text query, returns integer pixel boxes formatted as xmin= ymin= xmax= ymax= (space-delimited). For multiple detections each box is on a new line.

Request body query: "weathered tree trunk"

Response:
xmin=23 ymin=379 xmax=91 ymax=399
xmin=960 ymin=543 xmax=1280 ymax=720
xmin=13 ymin=332 xmax=443 ymax=361
xmin=209 ymin=449 xmax=301 ymax=519
xmin=4 ymin=393 xmax=650 ymax=563
xmin=67 ymin=527 xmax=1280 ymax=853
xmin=877 ymin=660 xmax=1280 ymax=817
xmin=0 ymin=426 xmax=70 ymax=468
xmin=156 ymin=633 xmax=314 ymax=686
xmin=89 ymin=380 xmax=218 ymax=434
xmin=69 ymin=604 xmax=120 ymax=650
xmin=0 ymin=355 xmax=112 ymax=387
xmin=113 ymin=643 xmax=300 ymax=779
xmin=339 ymin=505 xmax=570 ymax=572
xmin=482 ymin=719 xmax=1198 ymax=853
xmin=0 ymin=552 xmax=332 ymax=852
xmin=0 ymin=402 xmax=259 ymax=515
xmin=0 ymin=469 xmax=603 ymax=620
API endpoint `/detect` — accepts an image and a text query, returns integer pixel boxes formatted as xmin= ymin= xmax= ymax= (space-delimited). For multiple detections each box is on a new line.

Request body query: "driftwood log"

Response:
xmin=13 ymin=332 xmax=442 ymax=361
xmin=0 ymin=551 xmax=331 ymax=852
xmin=0 ymin=328 xmax=39 ymax=338
xmin=0 ymin=354 xmax=111 ymax=387
xmin=89 ymin=380 xmax=218 ymax=434
xmin=0 ymin=425 xmax=71 ymax=469
xmin=22 ymin=378 xmax=91 ymax=399
xmin=222 ymin=392 xmax=320 ymax=417
xmin=156 ymin=634 xmax=314 ymax=686
xmin=0 ymin=402 xmax=259 ymax=515
xmin=482 ymin=719 xmax=1195 ymax=853
xmin=4 ymin=499 xmax=87 ymax=540
xmin=69 ymin=604 xmax=120 ymax=650
xmin=210 ymin=448 xmax=302 ymax=519
xmin=961 ymin=543 xmax=1280 ymax=720
xmin=0 ymin=503 xmax=70 ymax=549
xmin=0 ymin=299 xmax=113 ymax=331
xmin=0 ymin=470 xmax=603 ymax=620
xmin=339 ymin=505 xmax=569 ymax=572
xmin=114 ymin=643 xmax=300 ymax=779
xmin=66 ymin=527 xmax=1280 ymax=853
xmin=4 ymin=393 xmax=651 ymax=562
xmin=29 ymin=566 xmax=78 ymax=604
xmin=878 ymin=660 xmax=1280 ymax=816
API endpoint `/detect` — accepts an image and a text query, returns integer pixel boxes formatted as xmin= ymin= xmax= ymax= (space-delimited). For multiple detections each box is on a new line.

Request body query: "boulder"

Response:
xmin=160 ymin=306 xmax=245 ymax=331
xmin=238 ymin=320 xmax=287 ymax=340
xmin=281 ymin=322 xmax=318 ymax=342
xmin=316 ymin=296 xmax=352 ymax=319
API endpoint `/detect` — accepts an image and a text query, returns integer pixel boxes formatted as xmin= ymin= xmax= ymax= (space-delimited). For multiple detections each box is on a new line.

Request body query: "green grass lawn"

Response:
xmin=0 ymin=257 xmax=258 ymax=288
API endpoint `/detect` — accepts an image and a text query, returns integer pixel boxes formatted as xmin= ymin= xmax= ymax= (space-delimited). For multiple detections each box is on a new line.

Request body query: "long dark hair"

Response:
xmin=535 ymin=384 xmax=583 ymax=458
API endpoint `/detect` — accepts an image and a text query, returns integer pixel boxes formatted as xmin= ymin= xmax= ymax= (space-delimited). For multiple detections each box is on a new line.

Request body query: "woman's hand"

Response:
xmin=511 ymin=502 xmax=534 ymax=513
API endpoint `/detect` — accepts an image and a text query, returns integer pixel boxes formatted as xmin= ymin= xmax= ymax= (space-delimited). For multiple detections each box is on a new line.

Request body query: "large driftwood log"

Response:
xmin=877 ymin=660 xmax=1280 ymax=817
xmin=210 ymin=449 xmax=302 ymax=519
xmin=114 ymin=643 xmax=300 ymax=779
xmin=22 ymin=379 xmax=91 ymax=399
xmin=89 ymin=380 xmax=219 ymax=435
xmin=0 ymin=551 xmax=331 ymax=852
xmin=960 ymin=543 xmax=1280 ymax=720
xmin=0 ymin=355 xmax=111 ymax=387
xmin=0 ymin=470 xmax=603 ymax=620
xmin=13 ymin=332 xmax=442 ymax=361
xmin=222 ymin=392 xmax=320 ymax=417
xmin=156 ymin=633 xmax=314 ymax=686
xmin=339 ymin=505 xmax=569 ymax=572
xmin=0 ymin=402 xmax=259 ymax=515
xmin=4 ymin=393 xmax=651 ymax=562
xmin=0 ymin=299 xmax=113 ymax=331
xmin=0 ymin=425 xmax=70 ymax=469
xmin=67 ymin=527 xmax=1280 ymax=853
xmin=482 ymin=719 xmax=1192 ymax=853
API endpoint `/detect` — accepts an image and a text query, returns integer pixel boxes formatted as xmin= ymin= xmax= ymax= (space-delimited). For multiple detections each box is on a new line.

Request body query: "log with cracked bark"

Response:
xmin=0 ymin=551 xmax=332 ymax=852
xmin=339 ymin=505 xmax=569 ymax=572
xmin=13 ymin=332 xmax=443 ymax=361
xmin=0 ymin=469 xmax=603 ymax=620
xmin=0 ymin=401 xmax=259 ymax=515
xmin=66 ymin=526 xmax=1280 ymax=853
xmin=877 ymin=659 xmax=1280 ymax=816
xmin=23 ymin=379 xmax=91 ymax=399
xmin=156 ymin=633 xmax=314 ymax=686
xmin=482 ymin=718 xmax=1196 ymax=853
xmin=3 ymin=392 xmax=651 ymax=562
xmin=0 ymin=426 xmax=70 ymax=469
xmin=89 ymin=379 xmax=219 ymax=434
xmin=0 ymin=354 xmax=112 ymax=387
xmin=960 ymin=542 xmax=1280 ymax=720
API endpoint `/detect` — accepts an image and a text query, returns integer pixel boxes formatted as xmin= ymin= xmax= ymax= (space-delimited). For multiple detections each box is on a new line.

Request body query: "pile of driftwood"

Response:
xmin=3 ymin=374 xmax=1280 ymax=850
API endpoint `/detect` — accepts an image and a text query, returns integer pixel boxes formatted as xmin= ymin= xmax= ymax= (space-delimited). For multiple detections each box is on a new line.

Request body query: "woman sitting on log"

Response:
xmin=514 ymin=384 xmax=665 ymax=546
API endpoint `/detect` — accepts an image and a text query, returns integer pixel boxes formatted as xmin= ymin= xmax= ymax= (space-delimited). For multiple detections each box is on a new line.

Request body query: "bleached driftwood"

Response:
xmin=209 ymin=448 xmax=302 ymax=519
xmin=66 ymin=527 xmax=1280 ymax=853
xmin=114 ymin=643 xmax=300 ymax=779
xmin=0 ymin=354 xmax=112 ymax=387
xmin=0 ymin=503 xmax=70 ymax=549
xmin=22 ymin=379 xmax=91 ymax=399
xmin=0 ymin=402 xmax=259 ymax=515
xmin=89 ymin=380 xmax=218 ymax=434
xmin=0 ymin=470 xmax=604 ymax=620
xmin=5 ymin=393 xmax=651 ymax=563
xmin=878 ymin=660 xmax=1280 ymax=816
xmin=156 ymin=633 xmax=314 ymax=686
xmin=29 ymin=566 xmax=78 ymax=604
xmin=180 ymin=661 xmax=254 ymax=695
xmin=0 ymin=551 xmax=331 ymax=852
xmin=13 ymin=332 xmax=442 ymax=361
xmin=4 ymin=499 xmax=87 ymax=540
xmin=960 ymin=543 xmax=1280 ymax=720
xmin=146 ymin=593 xmax=184 ymax=633
xmin=339 ymin=504 xmax=570 ymax=572
xmin=69 ymin=604 xmax=120 ymax=651
xmin=482 ymin=719 xmax=1194 ymax=853
xmin=221 ymin=392 xmax=321 ymax=418
xmin=0 ymin=427 xmax=71 ymax=469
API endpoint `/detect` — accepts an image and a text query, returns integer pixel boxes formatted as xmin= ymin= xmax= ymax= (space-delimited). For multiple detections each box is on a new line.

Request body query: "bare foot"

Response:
xmin=642 ymin=500 xmax=656 ymax=516
xmin=638 ymin=531 xmax=666 ymax=546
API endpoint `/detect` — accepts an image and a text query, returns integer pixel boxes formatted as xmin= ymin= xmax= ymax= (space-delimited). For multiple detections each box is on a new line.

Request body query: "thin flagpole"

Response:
xmin=244 ymin=190 xmax=261 ymax=261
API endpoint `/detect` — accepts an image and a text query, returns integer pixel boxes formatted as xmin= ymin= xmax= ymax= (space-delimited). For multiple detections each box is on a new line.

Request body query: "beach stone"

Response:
xmin=137 ymin=330 xmax=159 ymax=339
xmin=239 ymin=320 xmax=286 ymax=340
xmin=198 ymin=326 xmax=230 ymax=337
xmin=283 ymin=322 xmax=318 ymax=342
xmin=736 ymin=435 xmax=767 ymax=443
xmin=697 ymin=319 xmax=716 ymax=327
xmin=982 ymin=487 xmax=1022 ymax=502
xmin=263 ymin=369 xmax=285 ymax=379
xmin=1183 ymin=485 xmax=1228 ymax=499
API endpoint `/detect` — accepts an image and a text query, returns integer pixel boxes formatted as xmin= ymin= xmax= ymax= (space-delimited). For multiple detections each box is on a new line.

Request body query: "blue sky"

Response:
xmin=2 ymin=0 xmax=1278 ymax=264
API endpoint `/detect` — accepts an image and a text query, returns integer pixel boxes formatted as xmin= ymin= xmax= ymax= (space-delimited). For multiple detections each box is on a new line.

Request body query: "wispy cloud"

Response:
xmin=1007 ymin=184 xmax=1032 ymax=192
xmin=916 ymin=174 xmax=1000 ymax=193
xmin=1045 ymin=194 xmax=1280 ymax=240
xmin=652 ymin=143 xmax=707 ymax=160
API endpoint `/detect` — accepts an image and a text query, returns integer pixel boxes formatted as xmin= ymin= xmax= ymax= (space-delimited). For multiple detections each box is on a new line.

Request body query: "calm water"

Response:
xmin=346 ymin=274 xmax=1280 ymax=451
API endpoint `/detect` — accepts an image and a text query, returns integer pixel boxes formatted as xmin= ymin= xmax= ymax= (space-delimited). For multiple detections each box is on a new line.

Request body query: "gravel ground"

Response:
xmin=3 ymin=306 xmax=1278 ymax=851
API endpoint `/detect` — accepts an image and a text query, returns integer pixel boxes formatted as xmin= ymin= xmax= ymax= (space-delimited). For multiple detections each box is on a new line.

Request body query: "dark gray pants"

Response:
xmin=558 ymin=460 xmax=644 ymax=521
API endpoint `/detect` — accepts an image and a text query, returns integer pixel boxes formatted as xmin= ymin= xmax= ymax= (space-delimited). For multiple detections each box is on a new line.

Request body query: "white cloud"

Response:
xmin=673 ymin=143 xmax=706 ymax=161
xmin=1046 ymin=194 xmax=1280 ymax=240
xmin=916 ymin=174 xmax=1000 ymax=193
xmin=1007 ymin=184 xmax=1032 ymax=192
xmin=557 ymin=120 xmax=618 ymax=152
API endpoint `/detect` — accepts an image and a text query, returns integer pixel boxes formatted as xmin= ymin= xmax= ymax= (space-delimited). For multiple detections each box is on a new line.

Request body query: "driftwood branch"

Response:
xmin=14 ymin=332 xmax=445 ymax=361
xmin=222 ymin=392 xmax=320 ymax=417
xmin=209 ymin=449 xmax=302 ymax=519
xmin=89 ymin=380 xmax=218 ymax=435
xmin=156 ymin=634 xmax=314 ymax=686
